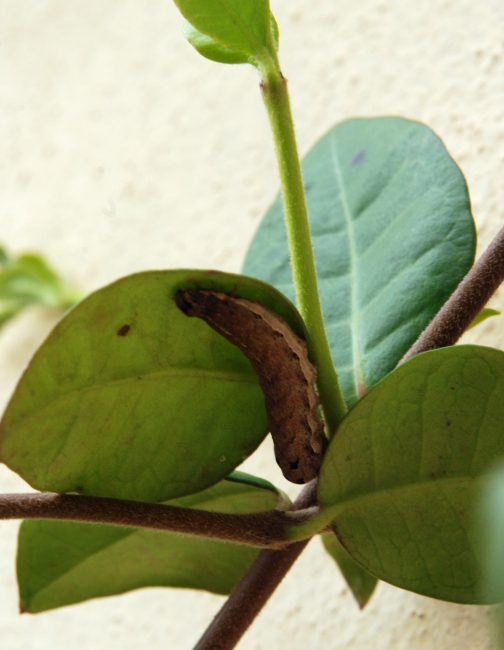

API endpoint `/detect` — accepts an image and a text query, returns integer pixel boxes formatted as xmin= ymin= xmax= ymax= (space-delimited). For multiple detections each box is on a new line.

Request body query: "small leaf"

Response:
xmin=183 ymin=22 xmax=251 ymax=65
xmin=182 ymin=10 xmax=279 ymax=66
xmin=468 ymin=308 xmax=500 ymax=330
xmin=0 ymin=270 xmax=306 ymax=502
xmin=0 ymin=246 xmax=80 ymax=329
xmin=321 ymin=531 xmax=377 ymax=609
xmin=318 ymin=345 xmax=504 ymax=604
xmin=244 ymin=117 xmax=476 ymax=406
xmin=173 ymin=0 xmax=273 ymax=60
xmin=17 ymin=472 xmax=286 ymax=613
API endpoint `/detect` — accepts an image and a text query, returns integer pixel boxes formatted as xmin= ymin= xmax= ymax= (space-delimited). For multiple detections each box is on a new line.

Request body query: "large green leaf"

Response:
xmin=17 ymin=472 xmax=287 ymax=613
xmin=173 ymin=0 xmax=273 ymax=60
xmin=317 ymin=345 xmax=504 ymax=604
xmin=321 ymin=531 xmax=377 ymax=609
xmin=0 ymin=270 xmax=306 ymax=502
xmin=243 ymin=117 xmax=476 ymax=406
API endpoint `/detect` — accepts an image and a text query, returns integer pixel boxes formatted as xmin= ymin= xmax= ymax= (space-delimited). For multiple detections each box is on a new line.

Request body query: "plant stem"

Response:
xmin=193 ymin=480 xmax=317 ymax=650
xmin=0 ymin=492 xmax=316 ymax=549
xmin=257 ymin=56 xmax=347 ymax=435
xmin=401 ymin=224 xmax=504 ymax=362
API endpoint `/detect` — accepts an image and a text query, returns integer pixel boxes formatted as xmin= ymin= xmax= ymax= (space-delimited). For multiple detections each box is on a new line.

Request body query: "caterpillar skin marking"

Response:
xmin=175 ymin=289 xmax=326 ymax=484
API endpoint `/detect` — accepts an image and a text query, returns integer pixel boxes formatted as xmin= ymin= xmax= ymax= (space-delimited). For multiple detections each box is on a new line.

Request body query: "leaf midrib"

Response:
xmin=9 ymin=366 xmax=260 ymax=427
xmin=322 ymin=474 xmax=475 ymax=523
xmin=329 ymin=133 xmax=365 ymax=398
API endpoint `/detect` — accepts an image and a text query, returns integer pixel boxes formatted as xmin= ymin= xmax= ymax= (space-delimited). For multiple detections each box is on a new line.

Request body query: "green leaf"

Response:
xmin=0 ymin=270 xmax=305 ymax=502
xmin=243 ymin=117 xmax=476 ymax=406
xmin=317 ymin=345 xmax=504 ymax=604
xmin=183 ymin=22 xmax=251 ymax=65
xmin=17 ymin=472 xmax=287 ymax=613
xmin=183 ymin=11 xmax=279 ymax=66
xmin=468 ymin=308 xmax=500 ymax=330
xmin=0 ymin=247 xmax=80 ymax=329
xmin=480 ymin=464 xmax=504 ymax=604
xmin=173 ymin=0 xmax=272 ymax=60
xmin=321 ymin=531 xmax=377 ymax=609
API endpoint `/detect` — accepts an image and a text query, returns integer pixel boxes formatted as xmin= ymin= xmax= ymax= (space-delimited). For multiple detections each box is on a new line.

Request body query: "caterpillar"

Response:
xmin=175 ymin=289 xmax=326 ymax=484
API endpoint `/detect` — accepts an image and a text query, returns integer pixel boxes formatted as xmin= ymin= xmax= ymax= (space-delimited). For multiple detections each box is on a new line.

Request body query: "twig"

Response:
xmin=0 ymin=492 xmax=315 ymax=550
xmin=401 ymin=224 xmax=504 ymax=362
xmin=197 ymin=224 xmax=504 ymax=650
xmin=193 ymin=480 xmax=317 ymax=650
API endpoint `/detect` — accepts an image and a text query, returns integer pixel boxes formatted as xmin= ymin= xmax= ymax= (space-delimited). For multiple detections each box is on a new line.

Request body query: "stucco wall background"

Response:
xmin=0 ymin=0 xmax=503 ymax=647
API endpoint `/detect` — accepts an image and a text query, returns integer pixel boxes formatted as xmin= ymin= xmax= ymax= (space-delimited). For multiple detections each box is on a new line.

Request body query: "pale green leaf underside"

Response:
xmin=480 ymin=464 xmax=504 ymax=603
xmin=468 ymin=307 xmax=500 ymax=330
xmin=0 ymin=270 xmax=306 ymax=502
xmin=17 ymin=472 xmax=284 ymax=613
xmin=183 ymin=13 xmax=278 ymax=66
xmin=318 ymin=345 xmax=504 ymax=603
xmin=243 ymin=117 xmax=476 ymax=406
xmin=173 ymin=0 xmax=272 ymax=58
xmin=183 ymin=22 xmax=250 ymax=64
xmin=321 ymin=531 xmax=377 ymax=608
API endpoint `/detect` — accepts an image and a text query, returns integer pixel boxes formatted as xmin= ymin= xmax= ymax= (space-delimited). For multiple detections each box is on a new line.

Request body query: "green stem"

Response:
xmin=257 ymin=55 xmax=347 ymax=435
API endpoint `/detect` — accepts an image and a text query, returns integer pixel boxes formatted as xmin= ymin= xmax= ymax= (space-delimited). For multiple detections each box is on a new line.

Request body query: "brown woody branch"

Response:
xmin=193 ymin=480 xmax=318 ymax=650
xmin=0 ymin=492 xmax=316 ymax=550
xmin=401 ymin=224 xmax=504 ymax=362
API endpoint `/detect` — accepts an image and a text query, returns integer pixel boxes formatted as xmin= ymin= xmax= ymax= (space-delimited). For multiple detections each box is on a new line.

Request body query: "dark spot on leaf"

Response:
xmin=346 ymin=454 xmax=352 ymax=461
xmin=351 ymin=149 xmax=366 ymax=166
xmin=117 ymin=324 xmax=131 ymax=337
xmin=447 ymin=421 xmax=451 ymax=426
xmin=450 ymin=386 xmax=455 ymax=390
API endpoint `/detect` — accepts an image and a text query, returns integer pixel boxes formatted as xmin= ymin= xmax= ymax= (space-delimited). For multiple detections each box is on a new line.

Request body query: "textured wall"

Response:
xmin=0 ymin=0 xmax=503 ymax=647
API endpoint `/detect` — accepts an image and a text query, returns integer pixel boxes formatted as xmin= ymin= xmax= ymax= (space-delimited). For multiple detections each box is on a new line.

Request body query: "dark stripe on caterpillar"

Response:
xmin=175 ymin=289 xmax=326 ymax=484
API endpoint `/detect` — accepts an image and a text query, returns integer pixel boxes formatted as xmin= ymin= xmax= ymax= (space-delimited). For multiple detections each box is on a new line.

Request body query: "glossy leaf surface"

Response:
xmin=173 ymin=0 xmax=272 ymax=59
xmin=321 ymin=531 xmax=377 ymax=608
xmin=0 ymin=270 xmax=306 ymax=502
xmin=318 ymin=345 xmax=504 ymax=603
xmin=244 ymin=117 xmax=476 ymax=406
xmin=17 ymin=472 xmax=286 ymax=613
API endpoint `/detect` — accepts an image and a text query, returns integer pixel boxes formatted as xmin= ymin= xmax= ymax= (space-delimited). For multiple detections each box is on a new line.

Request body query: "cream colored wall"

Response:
xmin=0 ymin=0 xmax=503 ymax=648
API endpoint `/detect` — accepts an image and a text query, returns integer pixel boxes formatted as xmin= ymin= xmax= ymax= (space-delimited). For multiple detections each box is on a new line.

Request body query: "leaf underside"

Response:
xmin=318 ymin=345 xmax=504 ymax=604
xmin=173 ymin=0 xmax=272 ymax=59
xmin=321 ymin=531 xmax=378 ymax=609
xmin=243 ymin=117 xmax=476 ymax=406
xmin=0 ymin=270 xmax=305 ymax=502
xmin=17 ymin=472 xmax=284 ymax=613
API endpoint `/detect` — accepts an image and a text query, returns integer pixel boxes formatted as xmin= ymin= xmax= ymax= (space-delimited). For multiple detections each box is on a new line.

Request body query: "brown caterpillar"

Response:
xmin=175 ymin=289 xmax=326 ymax=484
